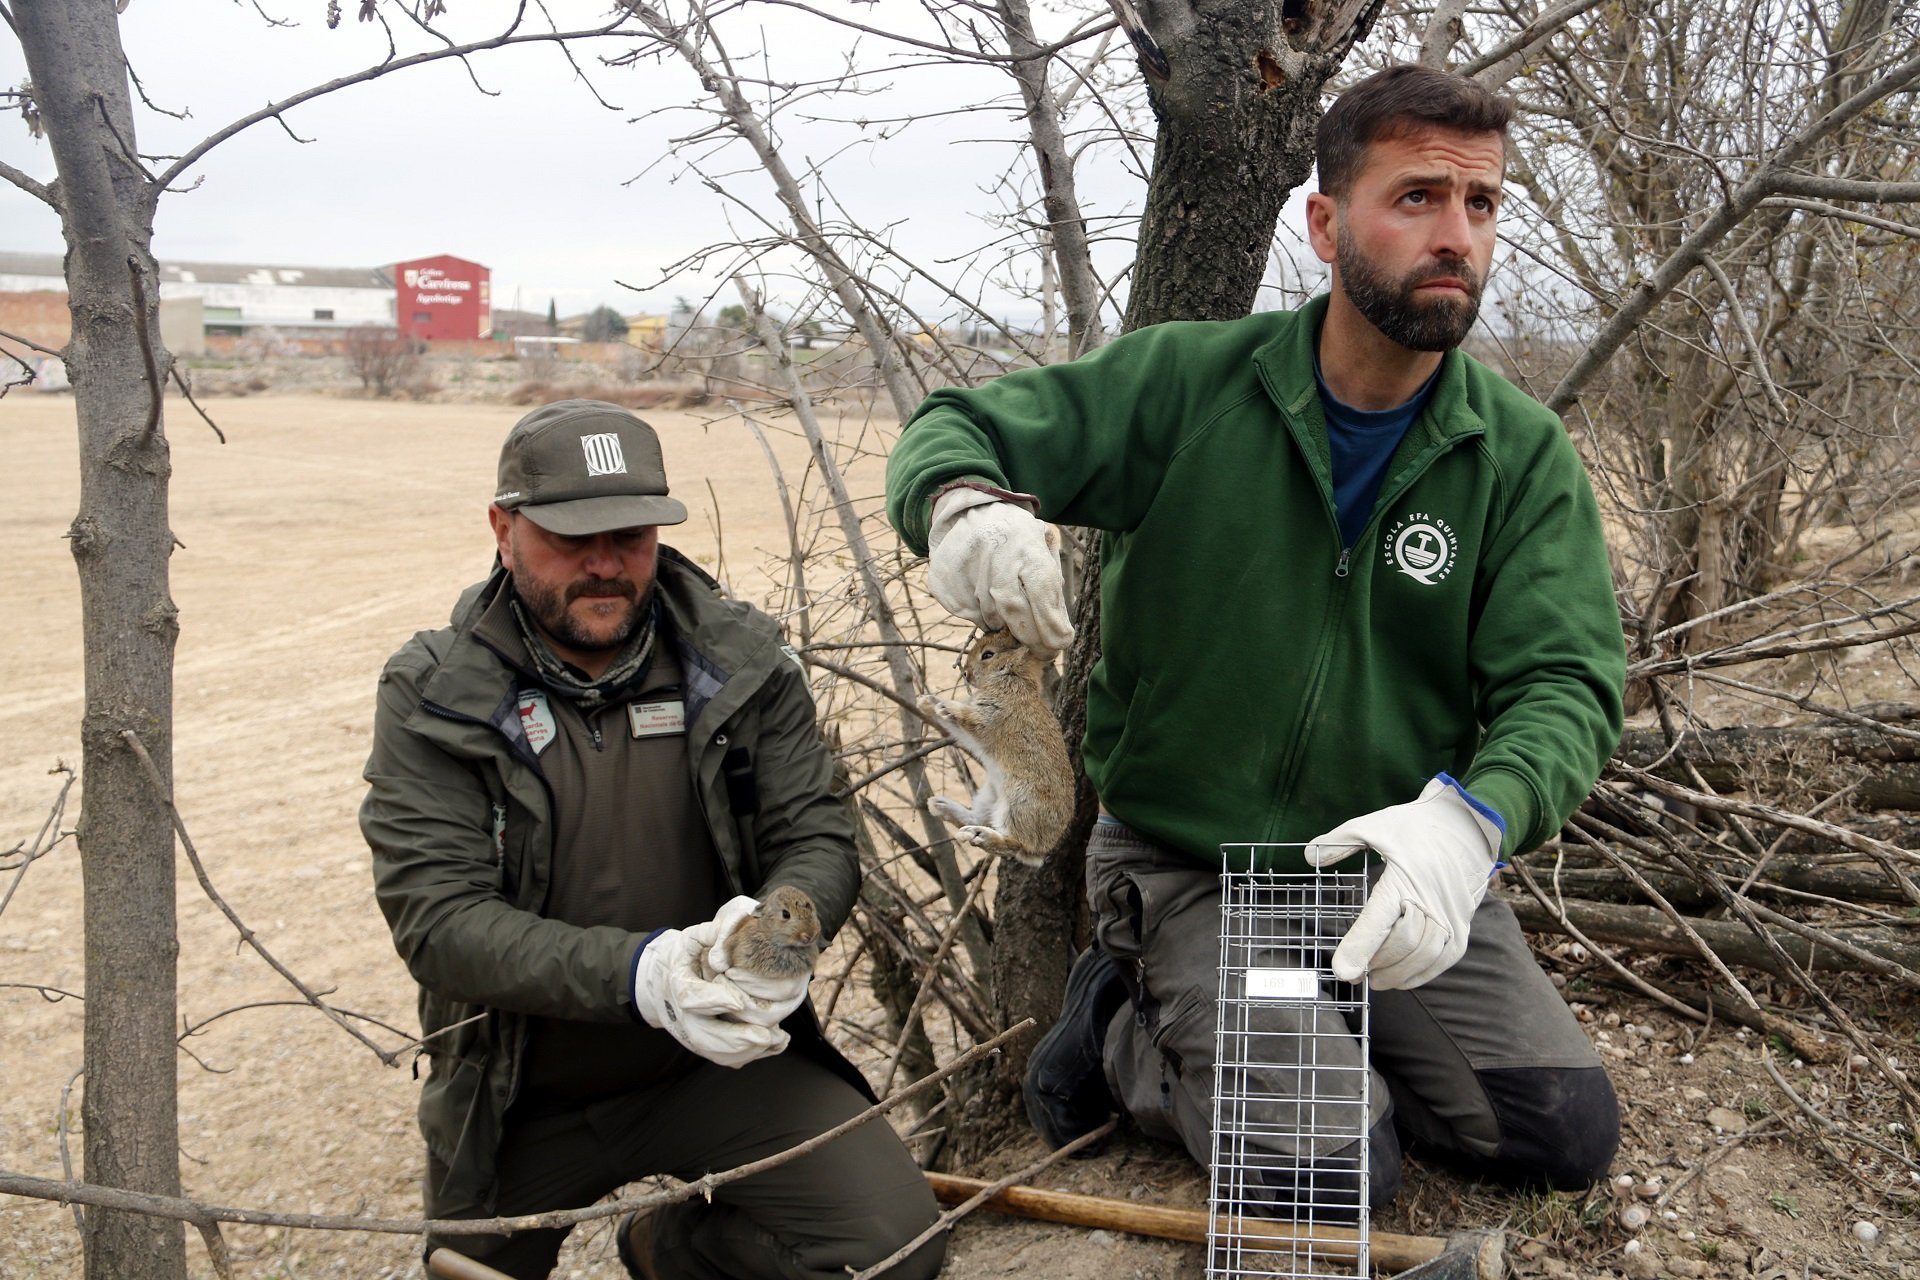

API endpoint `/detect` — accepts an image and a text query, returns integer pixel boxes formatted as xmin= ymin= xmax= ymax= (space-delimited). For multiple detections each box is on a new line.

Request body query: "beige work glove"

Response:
xmin=630 ymin=920 xmax=789 ymax=1067
xmin=1304 ymin=774 xmax=1506 ymax=991
xmin=926 ymin=486 xmax=1073 ymax=654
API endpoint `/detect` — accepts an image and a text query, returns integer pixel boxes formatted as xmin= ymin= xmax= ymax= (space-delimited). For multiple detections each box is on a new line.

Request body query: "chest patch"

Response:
xmin=628 ymin=699 xmax=687 ymax=738
xmin=516 ymin=689 xmax=557 ymax=755
xmin=1382 ymin=512 xmax=1459 ymax=586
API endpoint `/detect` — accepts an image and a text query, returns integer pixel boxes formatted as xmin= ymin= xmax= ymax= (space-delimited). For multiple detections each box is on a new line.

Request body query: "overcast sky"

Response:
xmin=3 ymin=0 xmax=1256 ymax=326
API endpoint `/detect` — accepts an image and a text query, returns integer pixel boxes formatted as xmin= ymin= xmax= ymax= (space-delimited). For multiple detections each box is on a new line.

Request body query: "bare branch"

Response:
xmin=151 ymin=7 xmax=637 ymax=201
xmin=0 ymin=155 xmax=55 ymax=205
xmin=0 ymin=1019 xmax=1037 ymax=1238
xmin=120 ymin=729 xmax=402 ymax=1065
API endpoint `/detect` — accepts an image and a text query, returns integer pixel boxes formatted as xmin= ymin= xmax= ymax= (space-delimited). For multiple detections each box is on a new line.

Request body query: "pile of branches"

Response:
xmin=1506 ymin=570 xmax=1920 ymax=1197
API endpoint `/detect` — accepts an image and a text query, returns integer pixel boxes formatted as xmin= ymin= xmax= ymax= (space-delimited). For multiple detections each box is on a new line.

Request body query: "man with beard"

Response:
xmin=884 ymin=65 xmax=1624 ymax=1210
xmin=362 ymin=401 xmax=943 ymax=1279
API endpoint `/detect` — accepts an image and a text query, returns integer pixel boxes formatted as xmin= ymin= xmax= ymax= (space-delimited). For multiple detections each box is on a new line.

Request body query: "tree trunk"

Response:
xmin=1123 ymin=0 xmax=1381 ymax=330
xmin=967 ymin=0 xmax=1379 ymax=1162
xmin=16 ymin=6 xmax=185 ymax=1278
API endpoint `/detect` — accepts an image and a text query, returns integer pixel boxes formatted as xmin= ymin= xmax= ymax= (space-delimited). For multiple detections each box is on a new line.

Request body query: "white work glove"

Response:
xmin=926 ymin=486 xmax=1074 ymax=654
xmin=1304 ymin=774 xmax=1506 ymax=991
xmin=630 ymin=922 xmax=790 ymax=1068
xmin=698 ymin=895 xmax=811 ymax=1029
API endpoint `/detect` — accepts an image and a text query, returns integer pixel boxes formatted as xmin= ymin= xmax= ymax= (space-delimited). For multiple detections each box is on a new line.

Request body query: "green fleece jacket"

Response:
xmin=360 ymin=549 xmax=863 ymax=1218
xmin=886 ymin=296 xmax=1625 ymax=869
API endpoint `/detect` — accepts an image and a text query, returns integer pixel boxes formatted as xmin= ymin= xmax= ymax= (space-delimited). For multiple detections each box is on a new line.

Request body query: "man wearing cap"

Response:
xmin=362 ymin=400 xmax=943 ymax=1279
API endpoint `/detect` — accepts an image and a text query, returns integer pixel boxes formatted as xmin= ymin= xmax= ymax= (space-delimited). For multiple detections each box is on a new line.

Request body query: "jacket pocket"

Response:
xmin=1148 ymin=985 xmax=1210 ymax=1079
xmin=418 ymin=1051 xmax=485 ymax=1168
xmin=1097 ymin=673 xmax=1158 ymax=803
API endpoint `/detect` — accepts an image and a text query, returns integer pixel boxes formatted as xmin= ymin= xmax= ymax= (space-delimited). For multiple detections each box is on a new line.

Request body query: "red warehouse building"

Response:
xmin=394 ymin=253 xmax=490 ymax=342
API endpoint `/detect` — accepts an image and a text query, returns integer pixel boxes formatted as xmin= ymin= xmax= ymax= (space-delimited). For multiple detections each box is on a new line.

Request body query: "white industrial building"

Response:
xmin=0 ymin=251 xmax=396 ymax=337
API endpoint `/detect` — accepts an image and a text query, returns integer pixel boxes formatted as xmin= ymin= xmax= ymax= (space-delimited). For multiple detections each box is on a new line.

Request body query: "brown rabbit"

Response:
xmin=716 ymin=885 xmax=823 ymax=981
xmin=917 ymin=629 xmax=1075 ymax=865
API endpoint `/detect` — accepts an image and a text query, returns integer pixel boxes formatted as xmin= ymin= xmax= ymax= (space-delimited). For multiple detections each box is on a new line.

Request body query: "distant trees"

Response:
xmin=581 ymin=304 xmax=629 ymax=342
xmin=343 ymin=326 xmax=421 ymax=397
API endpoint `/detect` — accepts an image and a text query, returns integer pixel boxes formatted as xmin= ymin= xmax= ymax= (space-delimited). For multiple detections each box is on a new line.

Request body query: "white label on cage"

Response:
xmin=1244 ymin=968 xmax=1320 ymax=1000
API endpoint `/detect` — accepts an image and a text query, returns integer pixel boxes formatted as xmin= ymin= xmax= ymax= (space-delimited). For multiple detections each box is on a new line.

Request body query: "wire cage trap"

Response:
xmin=1209 ymin=862 xmax=1372 ymax=1278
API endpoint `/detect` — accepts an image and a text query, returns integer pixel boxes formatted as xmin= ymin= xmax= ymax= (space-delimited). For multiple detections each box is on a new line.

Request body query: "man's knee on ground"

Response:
xmin=839 ymin=1174 xmax=947 ymax=1280
xmin=856 ymin=1227 xmax=946 ymax=1280
xmin=1481 ymin=1065 xmax=1620 ymax=1189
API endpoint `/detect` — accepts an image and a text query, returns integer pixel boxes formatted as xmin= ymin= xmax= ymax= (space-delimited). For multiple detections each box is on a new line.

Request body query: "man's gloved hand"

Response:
xmin=1304 ymin=774 xmax=1506 ymax=991
xmin=696 ymin=896 xmax=810 ymax=1029
xmin=926 ymin=486 xmax=1074 ymax=653
xmin=630 ymin=926 xmax=789 ymax=1068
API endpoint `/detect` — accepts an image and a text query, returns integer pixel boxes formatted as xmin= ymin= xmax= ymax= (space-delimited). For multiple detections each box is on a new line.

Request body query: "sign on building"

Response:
xmin=394 ymin=254 xmax=491 ymax=343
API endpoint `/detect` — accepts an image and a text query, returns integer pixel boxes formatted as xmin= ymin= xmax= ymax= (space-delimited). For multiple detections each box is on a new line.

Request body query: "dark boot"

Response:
xmin=1023 ymin=947 xmax=1129 ymax=1152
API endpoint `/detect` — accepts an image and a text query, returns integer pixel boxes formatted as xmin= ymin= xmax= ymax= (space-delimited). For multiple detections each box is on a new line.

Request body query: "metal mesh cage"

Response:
xmin=1209 ymin=864 xmax=1372 ymax=1278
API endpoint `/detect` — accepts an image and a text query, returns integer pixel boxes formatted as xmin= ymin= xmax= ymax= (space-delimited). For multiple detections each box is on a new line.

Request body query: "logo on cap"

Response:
xmin=580 ymin=433 xmax=628 ymax=477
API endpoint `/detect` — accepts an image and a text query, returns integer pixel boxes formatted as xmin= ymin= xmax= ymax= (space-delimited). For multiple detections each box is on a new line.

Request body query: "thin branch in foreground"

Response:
xmin=0 ymin=326 xmax=62 ymax=358
xmin=0 ymin=1020 xmax=1037 ymax=1239
xmin=848 ymin=1117 xmax=1120 ymax=1280
xmin=0 ymin=765 xmax=75 ymax=921
xmin=120 ymin=729 xmax=400 ymax=1066
xmin=168 ymin=365 xmax=226 ymax=443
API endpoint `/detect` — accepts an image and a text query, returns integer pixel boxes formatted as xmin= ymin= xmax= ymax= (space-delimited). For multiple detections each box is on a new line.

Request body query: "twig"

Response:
xmin=0 ymin=325 xmax=62 ymax=357
xmin=126 ymin=256 xmax=165 ymax=439
xmin=1762 ymin=1053 xmax=1920 ymax=1171
xmin=58 ymin=1066 xmax=84 ymax=1233
xmin=847 ymin=1117 xmax=1120 ymax=1280
xmin=0 ymin=1019 xmax=1037 ymax=1238
xmin=120 ymin=729 xmax=400 ymax=1065
xmin=879 ymin=851 xmax=996 ymax=1094
xmin=736 ymin=407 xmax=813 ymax=645
xmin=1508 ymin=858 xmax=1710 ymax=1024
xmin=168 ymin=365 xmax=226 ymax=443
xmin=1655 ymin=1116 xmax=1786 ymax=1208
xmin=0 ymin=766 xmax=75 ymax=921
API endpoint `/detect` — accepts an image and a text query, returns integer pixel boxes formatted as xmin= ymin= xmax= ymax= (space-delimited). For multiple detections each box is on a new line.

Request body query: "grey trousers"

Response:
xmin=1088 ymin=820 xmax=1618 ymax=1195
xmin=425 ymin=1052 xmax=944 ymax=1280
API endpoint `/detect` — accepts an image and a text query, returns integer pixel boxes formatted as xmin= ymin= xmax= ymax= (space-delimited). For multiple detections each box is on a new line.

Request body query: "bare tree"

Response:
xmin=1470 ymin=0 xmax=1920 ymax=639
xmin=0 ymin=6 xmax=637 ymax=1276
xmin=343 ymin=326 xmax=422 ymax=397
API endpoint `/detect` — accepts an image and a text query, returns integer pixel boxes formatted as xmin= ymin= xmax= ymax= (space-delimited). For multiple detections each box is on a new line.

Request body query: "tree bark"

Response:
xmin=1123 ymin=0 xmax=1381 ymax=330
xmin=15 ymin=5 xmax=185 ymax=1278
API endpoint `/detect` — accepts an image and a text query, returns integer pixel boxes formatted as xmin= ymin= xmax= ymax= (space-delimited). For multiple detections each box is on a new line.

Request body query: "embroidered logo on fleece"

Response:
xmin=1382 ymin=512 xmax=1458 ymax=586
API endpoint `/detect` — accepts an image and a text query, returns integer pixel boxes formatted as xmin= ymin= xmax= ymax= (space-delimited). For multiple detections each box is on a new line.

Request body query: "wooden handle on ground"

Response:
xmin=925 ymin=1172 xmax=1450 ymax=1273
xmin=426 ymin=1247 xmax=518 ymax=1280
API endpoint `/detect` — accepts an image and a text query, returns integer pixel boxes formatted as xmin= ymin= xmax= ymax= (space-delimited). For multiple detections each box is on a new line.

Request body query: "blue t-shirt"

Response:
xmin=1316 ymin=357 xmax=1440 ymax=549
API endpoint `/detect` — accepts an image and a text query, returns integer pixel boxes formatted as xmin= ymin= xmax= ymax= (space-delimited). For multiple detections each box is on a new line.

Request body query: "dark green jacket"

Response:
xmin=887 ymin=296 xmax=1625 ymax=868
xmin=361 ymin=549 xmax=862 ymax=1217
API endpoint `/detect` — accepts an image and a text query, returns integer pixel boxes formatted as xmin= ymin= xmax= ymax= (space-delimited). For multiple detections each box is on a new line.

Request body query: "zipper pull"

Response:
xmin=589 ymin=720 xmax=604 ymax=751
xmin=1335 ymin=548 xmax=1351 ymax=578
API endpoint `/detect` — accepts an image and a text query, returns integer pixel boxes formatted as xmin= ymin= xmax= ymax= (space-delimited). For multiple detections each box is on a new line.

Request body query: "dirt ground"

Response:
xmin=1 ymin=388 xmax=1916 ymax=1278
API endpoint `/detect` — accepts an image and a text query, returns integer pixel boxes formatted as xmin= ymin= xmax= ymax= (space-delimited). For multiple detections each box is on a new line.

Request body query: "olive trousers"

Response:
xmin=1088 ymin=819 xmax=1619 ymax=1206
xmin=424 ymin=1052 xmax=944 ymax=1279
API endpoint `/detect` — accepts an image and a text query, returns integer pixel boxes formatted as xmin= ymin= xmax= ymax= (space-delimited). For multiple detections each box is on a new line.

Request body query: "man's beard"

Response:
xmin=1338 ymin=232 xmax=1483 ymax=352
xmin=512 ymin=569 xmax=644 ymax=653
